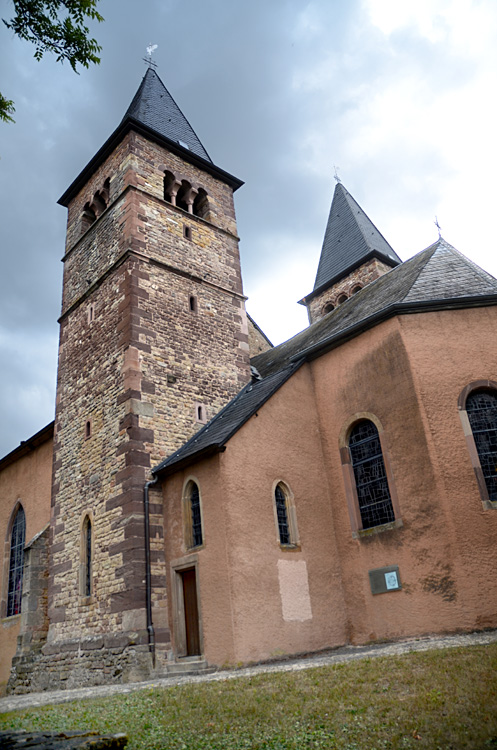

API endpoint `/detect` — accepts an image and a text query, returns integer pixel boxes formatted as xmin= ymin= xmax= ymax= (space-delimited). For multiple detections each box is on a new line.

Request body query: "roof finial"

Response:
xmin=434 ymin=215 xmax=442 ymax=239
xmin=333 ymin=165 xmax=342 ymax=183
xmin=143 ymin=43 xmax=158 ymax=69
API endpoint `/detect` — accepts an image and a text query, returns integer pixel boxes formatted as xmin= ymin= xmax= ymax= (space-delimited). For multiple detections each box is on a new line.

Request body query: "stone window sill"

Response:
xmin=1 ymin=613 xmax=21 ymax=625
xmin=482 ymin=499 xmax=497 ymax=510
xmin=280 ymin=543 xmax=301 ymax=551
xmin=353 ymin=518 xmax=403 ymax=539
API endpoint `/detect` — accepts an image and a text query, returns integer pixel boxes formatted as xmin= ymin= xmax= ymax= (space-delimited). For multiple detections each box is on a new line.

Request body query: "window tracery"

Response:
xmin=465 ymin=389 xmax=497 ymax=502
xmin=348 ymin=420 xmax=395 ymax=529
xmin=7 ymin=505 xmax=25 ymax=617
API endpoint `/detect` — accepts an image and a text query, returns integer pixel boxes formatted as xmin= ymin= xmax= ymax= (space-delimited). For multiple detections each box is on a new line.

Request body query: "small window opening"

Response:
xmin=195 ymin=403 xmax=207 ymax=423
xmin=189 ymin=295 xmax=198 ymax=313
xmin=351 ymin=285 xmax=362 ymax=295
xmin=82 ymin=202 xmax=97 ymax=232
xmin=176 ymin=180 xmax=192 ymax=212
xmin=323 ymin=302 xmax=335 ymax=315
xmin=192 ymin=188 xmax=209 ymax=219
xmin=101 ymin=178 xmax=110 ymax=203
xmin=93 ymin=191 xmax=107 ymax=216
xmin=87 ymin=304 xmax=95 ymax=324
xmin=85 ymin=420 xmax=92 ymax=440
xmin=184 ymin=225 xmax=192 ymax=240
xmin=80 ymin=515 xmax=93 ymax=598
xmin=85 ymin=517 xmax=92 ymax=597
xmin=337 ymin=294 xmax=348 ymax=305
xmin=7 ymin=505 xmax=25 ymax=617
xmin=163 ymin=170 xmax=176 ymax=203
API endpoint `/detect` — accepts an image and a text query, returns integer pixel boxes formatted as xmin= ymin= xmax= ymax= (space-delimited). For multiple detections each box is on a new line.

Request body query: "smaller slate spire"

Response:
xmin=313 ymin=183 xmax=401 ymax=292
xmin=123 ymin=67 xmax=212 ymax=163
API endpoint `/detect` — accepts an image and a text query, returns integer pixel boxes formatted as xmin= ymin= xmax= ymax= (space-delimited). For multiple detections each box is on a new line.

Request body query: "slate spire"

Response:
xmin=123 ymin=67 xmax=212 ymax=163
xmin=313 ymin=183 xmax=401 ymax=292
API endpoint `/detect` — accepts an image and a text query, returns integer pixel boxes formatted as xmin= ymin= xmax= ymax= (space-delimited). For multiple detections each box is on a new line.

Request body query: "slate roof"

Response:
xmin=154 ymin=239 xmax=497 ymax=477
xmin=123 ymin=68 xmax=212 ymax=163
xmin=59 ymin=68 xmax=243 ymax=206
xmin=153 ymin=362 xmax=302 ymax=477
xmin=254 ymin=239 xmax=497 ymax=377
xmin=308 ymin=183 xmax=401 ymax=298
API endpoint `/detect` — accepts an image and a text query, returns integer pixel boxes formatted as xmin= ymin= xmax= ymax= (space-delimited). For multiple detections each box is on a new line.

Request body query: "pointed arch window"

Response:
xmin=7 ymin=505 xmax=26 ymax=617
xmin=273 ymin=482 xmax=299 ymax=547
xmin=275 ymin=485 xmax=290 ymax=544
xmin=464 ymin=388 xmax=497 ymax=503
xmin=183 ymin=481 xmax=203 ymax=549
xmin=348 ymin=420 xmax=395 ymax=530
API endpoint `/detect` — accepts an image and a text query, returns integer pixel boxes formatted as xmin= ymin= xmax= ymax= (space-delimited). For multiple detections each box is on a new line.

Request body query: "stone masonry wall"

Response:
xmin=247 ymin=317 xmax=273 ymax=358
xmin=307 ymin=258 xmax=393 ymax=324
xmin=11 ymin=125 xmax=250 ymax=692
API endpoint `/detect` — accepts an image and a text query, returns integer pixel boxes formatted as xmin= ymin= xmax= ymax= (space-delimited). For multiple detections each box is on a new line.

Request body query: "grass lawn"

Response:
xmin=1 ymin=644 xmax=497 ymax=749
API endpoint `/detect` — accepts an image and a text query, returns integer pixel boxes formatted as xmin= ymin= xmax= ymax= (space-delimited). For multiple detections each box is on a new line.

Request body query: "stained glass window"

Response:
xmin=349 ymin=421 xmax=395 ymax=529
xmin=7 ymin=506 xmax=25 ymax=617
xmin=466 ymin=390 xmax=497 ymax=502
xmin=190 ymin=484 xmax=203 ymax=548
xmin=275 ymin=485 xmax=290 ymax=545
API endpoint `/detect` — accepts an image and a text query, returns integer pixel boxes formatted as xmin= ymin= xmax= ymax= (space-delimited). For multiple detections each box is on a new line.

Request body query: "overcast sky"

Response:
xmin=1 ymin=0 xmax=497 ymax=458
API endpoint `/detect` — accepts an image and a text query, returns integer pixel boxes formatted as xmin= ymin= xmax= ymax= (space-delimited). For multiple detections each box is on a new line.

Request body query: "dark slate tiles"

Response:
xmin=123 ymin=68 xmax=212 ymax=163
xmin=313 ymin=183 xmax=401 ymax=291
xmin=403 ymin=240 xmax=497 ymax=302
xmin=252 ymin=240 xmax=497 ymax=378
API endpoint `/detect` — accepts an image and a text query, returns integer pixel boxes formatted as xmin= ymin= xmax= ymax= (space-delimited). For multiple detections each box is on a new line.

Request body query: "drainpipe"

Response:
xmin=144 ymin=474 xmax=159 ymax=668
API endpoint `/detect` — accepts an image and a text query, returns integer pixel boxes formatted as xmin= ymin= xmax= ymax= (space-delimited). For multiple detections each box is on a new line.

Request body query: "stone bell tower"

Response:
xmin=12 ymin=66 xmax=250 ymax=690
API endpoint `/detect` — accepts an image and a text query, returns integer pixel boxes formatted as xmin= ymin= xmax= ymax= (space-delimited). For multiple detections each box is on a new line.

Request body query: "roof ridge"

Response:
xmin=396 ymin=242 xmax=440 ymax=303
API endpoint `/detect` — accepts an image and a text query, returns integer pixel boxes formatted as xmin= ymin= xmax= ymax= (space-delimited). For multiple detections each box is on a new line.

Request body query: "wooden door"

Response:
xmin=181 ymin=568 xmax=200 ymax=656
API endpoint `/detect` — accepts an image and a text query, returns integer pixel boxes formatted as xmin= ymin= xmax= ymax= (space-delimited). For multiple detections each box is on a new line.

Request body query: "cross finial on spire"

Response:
xmin=143 ymin=43 xmax=158 ymax=69
xmin=434 ymin=216 xmax=442 ymax=239
xmin=333 ymin=165 xmax=342 ymax=183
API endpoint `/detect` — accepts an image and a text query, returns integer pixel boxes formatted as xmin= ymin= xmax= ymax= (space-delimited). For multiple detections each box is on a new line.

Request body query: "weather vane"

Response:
xmin=143 ymin=43 xmax=158 ymax=69
xmin=333 ymin=165 xmax=342 ymax=183
xmin=434 ymin=216 xmax=442 ymax=239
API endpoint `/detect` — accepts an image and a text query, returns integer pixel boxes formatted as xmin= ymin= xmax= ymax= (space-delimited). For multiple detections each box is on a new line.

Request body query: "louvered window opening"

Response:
xmin=466 ymin=391 xmax=497 ymax=501
xmin=191 ymin=485 xmax=203 ymax=547
xmin=275 ymin=485 xmax=290 ymax=544
xmin=85 ymin=519 xmax=92 ymax=597
xmin=349 ymin=421 xmax=394 ymax=529
xmin=7 ymin=507 xmax=25 ymax=617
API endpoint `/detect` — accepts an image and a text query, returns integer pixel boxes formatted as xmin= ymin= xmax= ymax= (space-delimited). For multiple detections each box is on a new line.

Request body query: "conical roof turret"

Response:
xmin=122 ymin=67 xmax=211 ymax=162
xmin=59 ymin=67 xmax=242 ymax=206
xmin=312 ymin=183 xmax=401 ymax=293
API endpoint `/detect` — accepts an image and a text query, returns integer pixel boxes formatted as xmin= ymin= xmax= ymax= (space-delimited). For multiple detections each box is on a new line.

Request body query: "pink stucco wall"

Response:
xmin=162 ymin=306 xmax=497 ymax=666
xmin=0 ymin=434 xmax=52 ymax=694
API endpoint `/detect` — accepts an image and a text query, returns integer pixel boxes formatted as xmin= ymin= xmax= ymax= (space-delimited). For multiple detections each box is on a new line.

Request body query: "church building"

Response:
xmin=1 ymin=66 xmax=497 ymax=695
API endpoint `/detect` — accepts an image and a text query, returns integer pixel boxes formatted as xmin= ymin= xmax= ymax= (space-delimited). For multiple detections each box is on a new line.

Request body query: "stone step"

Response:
xmin=156 ymin=658 xmax=216 ymax=677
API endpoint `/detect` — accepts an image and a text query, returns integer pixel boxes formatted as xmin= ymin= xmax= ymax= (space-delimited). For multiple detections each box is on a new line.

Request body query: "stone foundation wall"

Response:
xmin=8 ymin=636 xmax=155 ymax=694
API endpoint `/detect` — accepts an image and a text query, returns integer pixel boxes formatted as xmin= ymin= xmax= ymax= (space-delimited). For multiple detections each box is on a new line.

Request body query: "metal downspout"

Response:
xmin=144 ymin=475 xmax=159 ymax=667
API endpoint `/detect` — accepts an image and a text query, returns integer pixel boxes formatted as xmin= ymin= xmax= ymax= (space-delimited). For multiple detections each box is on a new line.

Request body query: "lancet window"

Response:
xmin=7 ymin=505 xmax=25 ymax=617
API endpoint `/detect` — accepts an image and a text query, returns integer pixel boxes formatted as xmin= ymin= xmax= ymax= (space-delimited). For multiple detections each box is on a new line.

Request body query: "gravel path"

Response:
xmin=1 ymin=629 xmax=496 ymax=715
